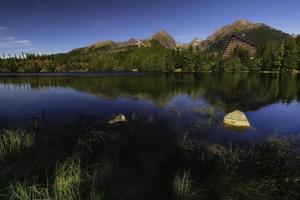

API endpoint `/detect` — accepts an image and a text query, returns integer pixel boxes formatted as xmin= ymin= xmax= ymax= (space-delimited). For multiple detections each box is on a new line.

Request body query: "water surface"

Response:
xmin=0 ymin=72 xmax=299 ymax=144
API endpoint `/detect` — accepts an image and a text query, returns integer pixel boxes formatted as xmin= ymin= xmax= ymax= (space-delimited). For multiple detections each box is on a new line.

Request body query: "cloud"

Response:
xmin=0 ymin=39 xmax=32 ymax=48
xmin=0 ymin=27 xmax=32 ymax=49
xmin=0 ymin=26 xmax=7 ymax=31
xmin=0 ymin=36 xmax=15 ymax=41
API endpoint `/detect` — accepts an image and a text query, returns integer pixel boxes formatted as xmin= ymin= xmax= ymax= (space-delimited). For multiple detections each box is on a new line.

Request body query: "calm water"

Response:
xmin=0 ymin=72 xmax=300 ymax=143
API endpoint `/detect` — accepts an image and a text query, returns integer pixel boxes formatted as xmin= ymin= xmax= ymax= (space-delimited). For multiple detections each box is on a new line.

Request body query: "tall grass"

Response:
xmin=89 ymin=163 xmax=106 ymax=200
xmin=174 ymin=171 xmax=198 ymax=200
xmin=0 ymin=129 xmax=35 ymax=161
xmin=225 ymin=179 xmax=278 ymax=200
xmin=76 ymin=130 xmax=114 ymax=155
xmin=177 ymin=132 xmax=202 ymax=154
xmin=7 ymin=156 xmax=83 ymax=200
xmin=218 ymin=143 xmax=243 ymax=174
xmin=7 ymin=155 xmax=106 ymax=200
xmin=54 ymin=155 xmax=83 ymax=200
xmin=8 ymin=182 xmax=51 ymax=200
xmin=192 ymin=105 xmax=223 ymax=127
xmin=2 ymin=125 xmax=300 ymax=199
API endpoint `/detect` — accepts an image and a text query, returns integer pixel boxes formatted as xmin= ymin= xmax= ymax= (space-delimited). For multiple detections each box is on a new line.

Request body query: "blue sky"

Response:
xmin=0 ymin=0 xmax=299 ymax=55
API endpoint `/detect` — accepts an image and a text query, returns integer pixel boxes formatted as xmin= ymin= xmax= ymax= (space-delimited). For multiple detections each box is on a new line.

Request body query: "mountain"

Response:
xmin=69 ymin=20 xmax=292 ymax=56
xmin=70 ymin=38 xmax=148 ymax=54
xmin=202 ymin=19 xmax=291 ymax=52
xmin=150 ymin=30 xmax=177 ymax=49
xmin=70 ymin=30 xmax=177 ymax=54
xmin=189 ymin=38 xmax=202 ymax=47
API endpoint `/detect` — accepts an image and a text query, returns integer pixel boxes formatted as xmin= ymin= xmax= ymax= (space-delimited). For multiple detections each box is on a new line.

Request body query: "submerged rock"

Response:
xmin=207 ymin=144 xmax=227 ymax=156
xmin=223 ymin=110 xmax=250 ymax=128
xmin=108 ymin=114 xmax=126 ymax=124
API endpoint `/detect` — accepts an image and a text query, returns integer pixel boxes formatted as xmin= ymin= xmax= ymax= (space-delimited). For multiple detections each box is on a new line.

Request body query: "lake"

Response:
xmin=1 ymin=72 xmax=300 ymax=199
xmin=0 ymin=72 xmax=300 ymax=144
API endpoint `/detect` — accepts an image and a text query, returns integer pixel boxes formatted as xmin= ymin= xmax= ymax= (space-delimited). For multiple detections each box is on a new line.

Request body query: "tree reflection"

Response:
xmin=0 ymin=73 xmax=299 ymax=111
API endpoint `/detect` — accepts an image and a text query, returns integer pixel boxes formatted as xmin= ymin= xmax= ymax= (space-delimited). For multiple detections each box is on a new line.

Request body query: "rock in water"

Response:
xmin=223 ymin=110 xmax=250 ymax=128
xmin=207 ymin=144 xmax=226 ymax=156
xmin=108 ymin=114 xmax=126 ymax=124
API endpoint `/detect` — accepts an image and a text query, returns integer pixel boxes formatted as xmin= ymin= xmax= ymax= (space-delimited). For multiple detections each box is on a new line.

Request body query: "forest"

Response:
xmin=0 ymin=36 xmax=300 ymax=73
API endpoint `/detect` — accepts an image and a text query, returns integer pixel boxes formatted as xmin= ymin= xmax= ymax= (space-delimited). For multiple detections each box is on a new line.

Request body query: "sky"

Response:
xmin=0 ymin=0 xmax=299 ymax=55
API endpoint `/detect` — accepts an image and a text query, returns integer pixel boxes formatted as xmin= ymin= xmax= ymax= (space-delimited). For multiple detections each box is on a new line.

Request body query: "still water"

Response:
xmin=0 ymin=73 xmax=300 ymax=143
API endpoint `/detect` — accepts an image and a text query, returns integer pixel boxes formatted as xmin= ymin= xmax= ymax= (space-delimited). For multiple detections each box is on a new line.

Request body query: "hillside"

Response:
xmin=150 ymin=30 xmax=177 ymax=48
xmin=69 ymin=20 xmax=291 ymax=56
xmin=202 ymin=19 xmax=290 ymax=52
xmin=70 ymin=30 xmax=177 ymax=55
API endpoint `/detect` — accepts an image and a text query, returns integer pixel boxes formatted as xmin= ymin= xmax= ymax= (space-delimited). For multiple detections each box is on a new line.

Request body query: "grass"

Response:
xmin=6 ymin=155 xmax=105 ymax=200
xmin=1 ymin=124 xmax=300 ymax=199
xmin=225 ymin=179 xmax=278 ymax=200
xmin=176 ymin=132 xmax=300 ymax=199
xmin=8 ymin=182 xmax=51 ymax=200
xmin=0 ymin=128 xmax=106 ymax=199
xmin=192 ymin=105 xmax=224 ymax=127
xmin=76 ymin=129 xmax=114 ymax=155
xmin=177 ymin=132 xmax=202 ymax=154
xmin=0 ymin=129 xmax=35 ymax=161
xmin=89 ymin=168 xmax=106 ymax=200
xmin=218 ymin=143 xmax=243 ymax=173
xmin=53 ymin=155 xmax=83 ymax=200
xmin=173 ymin=171 xmax=198 ymax=200
xmin=147 ymin=115 xmax=155 ymax=124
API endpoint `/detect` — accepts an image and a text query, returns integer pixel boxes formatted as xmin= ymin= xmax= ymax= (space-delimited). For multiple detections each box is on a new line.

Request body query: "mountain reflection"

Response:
xmin=0 ymin=73 xmax=299 ymax=111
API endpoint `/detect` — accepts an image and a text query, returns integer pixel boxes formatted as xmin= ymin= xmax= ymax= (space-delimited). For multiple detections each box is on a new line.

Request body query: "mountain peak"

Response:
xmin=232 ymin=19 xmax=252 ymax=27
xmin=189 ymin=38 xmax=202 ymax=47
xmin=191 ymin=37 xmax=202 ymax=42
xmin=152 ymin=30 xmax=173 ymax=39
xmin=151 ymin=30 xmax=176 ymax=48
xmin=90 ymin=40 xmax=115 ymax=48
xmin=206 ymin=19 xmax=264 ymax=43
xmin=202 ymin=19 xmax=290 ymax=52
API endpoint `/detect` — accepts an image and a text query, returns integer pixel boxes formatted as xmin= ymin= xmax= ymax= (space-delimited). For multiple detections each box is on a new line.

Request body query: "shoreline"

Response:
xmin=0 ymin=70 xmax=297 ymax=76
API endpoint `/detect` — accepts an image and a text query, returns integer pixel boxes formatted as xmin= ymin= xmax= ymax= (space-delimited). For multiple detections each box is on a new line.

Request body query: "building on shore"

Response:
xmin=222 ymin=34 xmax=257 ymax=59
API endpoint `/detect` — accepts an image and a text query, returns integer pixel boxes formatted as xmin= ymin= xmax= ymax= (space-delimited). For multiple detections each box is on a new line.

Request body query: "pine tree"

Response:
xmin=233 ymin=46 xmax=251 ymax=66
xmin=273 ymin=42 xmax=284 ymax=70
xmin=282 ymin=38 xmax=297 ymax=71
xmin=261 ymin=43 xmax=274 ymax=71
xmin=164 ymin=51 xmax=174 ymax=72
xmin=296 ymin=35 xmax=300 ymax=69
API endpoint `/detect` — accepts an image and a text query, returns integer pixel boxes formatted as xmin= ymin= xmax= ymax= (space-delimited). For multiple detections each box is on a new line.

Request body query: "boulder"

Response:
xmin=223 ymin=110 xmax=250 ymax=128
xmin=108 ymin=114 xmax=126 ymax=124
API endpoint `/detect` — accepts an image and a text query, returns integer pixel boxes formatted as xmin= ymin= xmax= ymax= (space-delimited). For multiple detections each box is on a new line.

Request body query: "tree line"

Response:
xmin=1 ymin=36 xmax=300 ymax=72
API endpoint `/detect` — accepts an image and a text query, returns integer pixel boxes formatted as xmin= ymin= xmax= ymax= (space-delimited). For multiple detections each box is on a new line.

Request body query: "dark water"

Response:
xmin=0 ymin=72 xmax=300 ymax=143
